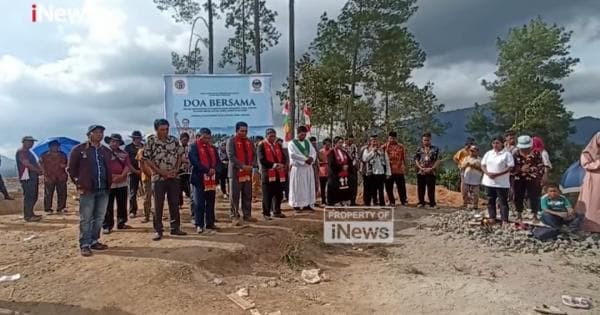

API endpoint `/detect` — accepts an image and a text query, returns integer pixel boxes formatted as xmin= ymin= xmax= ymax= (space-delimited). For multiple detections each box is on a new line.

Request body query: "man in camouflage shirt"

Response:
xmin=143 ymin=119 xmax=187 ymax=241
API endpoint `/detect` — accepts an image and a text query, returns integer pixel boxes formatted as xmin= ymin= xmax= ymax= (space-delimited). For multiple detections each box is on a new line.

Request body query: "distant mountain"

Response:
xmin=0 ymin=155 xmax=17 ymax=177
xmin=433 ymin=106 xmax=600 ymax=151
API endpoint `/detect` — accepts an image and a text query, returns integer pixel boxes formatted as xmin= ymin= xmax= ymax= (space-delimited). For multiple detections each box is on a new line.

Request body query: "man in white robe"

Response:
xmin=288 ymin=126 xmax=317 ymax=212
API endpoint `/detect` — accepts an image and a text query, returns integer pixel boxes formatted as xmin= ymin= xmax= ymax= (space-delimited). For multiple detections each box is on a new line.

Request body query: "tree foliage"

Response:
xmin=219 ymin=0 xmax=281 ymax=73
xmin=296 ymin=0 xmax=444 ymax=142
xmin=154 ymin=0 xmax=218 ymax=73
xmin=471 ymin=17 xmax=579 ymax=179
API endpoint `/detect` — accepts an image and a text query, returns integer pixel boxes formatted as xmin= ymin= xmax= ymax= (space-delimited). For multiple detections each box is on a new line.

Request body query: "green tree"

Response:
xmin=154 ymin=0 xmax=218 ymax=73
xmin=171 ymin=47 xmax=204 ymax=74
xmin=308 ymin=1 xmax=443 ymax=140
xmin=391 ymin=82 xmax=447 ymax=143
xmin=473 ymin=17 xmax=579 ymax=178
xmin=466 ymin=103 xmax=495 ymax=149
xmin=481 ymin=17 xmax=578 ymax=148
xmin=219 ymin=0 xmax=281 ymax=73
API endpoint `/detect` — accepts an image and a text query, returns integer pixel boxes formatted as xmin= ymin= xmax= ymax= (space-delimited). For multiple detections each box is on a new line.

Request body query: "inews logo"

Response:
xmin=31 ymin=3 xmax=88 ymax=23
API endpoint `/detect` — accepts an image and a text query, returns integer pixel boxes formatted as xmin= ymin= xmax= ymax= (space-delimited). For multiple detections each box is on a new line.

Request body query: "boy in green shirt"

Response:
xmin=540 ymin=183 xmax=583 ymax=232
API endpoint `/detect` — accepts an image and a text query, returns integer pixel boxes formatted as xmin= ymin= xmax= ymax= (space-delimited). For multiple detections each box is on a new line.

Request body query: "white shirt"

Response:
xmin=541 ymin=150 xmax=552 ymax=169
xmin=481 ymin=149 xmax=514 ymax=188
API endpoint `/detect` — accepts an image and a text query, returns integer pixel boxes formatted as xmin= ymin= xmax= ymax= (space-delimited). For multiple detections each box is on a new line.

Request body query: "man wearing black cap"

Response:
xmin=39 ymin=140 xmax=68 ymax=214
xmin=16 ymin=136 xmax=43 ymax=221
xmin=103 ymin=134 xmax=132 ymax=233
xmin=258 ymin=128 xmax=288 ymax=220
xmin=125 ymin=131 xmax=144 ymax=218
xmin=143 ymin=119 xmax=187 ymax=241
xmin=68 ymin=125 xmax=112 ymax=256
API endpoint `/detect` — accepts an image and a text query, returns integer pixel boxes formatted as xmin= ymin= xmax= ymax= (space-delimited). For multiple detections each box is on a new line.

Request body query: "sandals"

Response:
xmin=533 ymin=304 xmax=566 ymax=315
xmin=561 ymin=295 xmax=592 ymax=309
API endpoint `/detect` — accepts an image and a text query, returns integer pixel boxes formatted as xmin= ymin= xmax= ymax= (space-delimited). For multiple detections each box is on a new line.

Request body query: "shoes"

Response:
xmin=152 ymin=233 xmax=163 ymax=241
xmin=117 ymin=225 xmax=133 ymax=230
xmin=57 ymin=208 xmax=66 ymax=214
xmin=263 ymin=215 xmax=273 ymax=221
xmin=3 ymin=195 xmax=14 ymax=200
xmin=44 ymin=209 xmax=54 ymax=214
xmin=243 ymin=217 xmax=257 ymax=222
xmin=205 ymin=225 xmax=218 ymax=230
xmin=170 ymin=230 xmax=187 ymax=236
xmin=303 ymin=206 xmax=315 ymax=213
xmin=129 ymin=213 xmax=136 ymax=218
xmin=91 ymin=242 xmax=108 ymax=250
xmin=103 ymin=228 xmax=111 ymax=235
xmin=196 ymin=226 xmax=204 ymax=234
xmin=141 ymin=217 xmax=150 ymax=223
xmin=417 ymin=204 xmax=425 ymax=208
xmin=81 ymin=247 xmax=93 ymax=257
xmin=273 ymin=213 xmax=286 ymax=218
xmin=25 ymin=215 xmax=42 ymax=222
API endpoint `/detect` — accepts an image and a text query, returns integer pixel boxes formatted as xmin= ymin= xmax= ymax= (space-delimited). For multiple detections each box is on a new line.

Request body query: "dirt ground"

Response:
xmin=0 ymin=178 xmax=598 ymax=315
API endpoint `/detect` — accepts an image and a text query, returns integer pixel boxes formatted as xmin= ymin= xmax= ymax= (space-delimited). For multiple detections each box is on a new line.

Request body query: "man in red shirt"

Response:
xmin=39 ymin=140 xmax=68 ymax=214
xmin=383 ymin=132 xmax=408 ymax=206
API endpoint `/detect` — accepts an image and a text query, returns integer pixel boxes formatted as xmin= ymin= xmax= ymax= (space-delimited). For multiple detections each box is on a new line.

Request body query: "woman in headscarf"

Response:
xmin=532 ymin=136 xmax=552 ymax=184
xmin=577 ymin=132 xmax=600 ymax=232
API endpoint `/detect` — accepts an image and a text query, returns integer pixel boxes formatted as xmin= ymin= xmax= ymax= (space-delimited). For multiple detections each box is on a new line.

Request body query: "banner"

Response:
xmin=164 ymin=74 xmax=274 ymax=137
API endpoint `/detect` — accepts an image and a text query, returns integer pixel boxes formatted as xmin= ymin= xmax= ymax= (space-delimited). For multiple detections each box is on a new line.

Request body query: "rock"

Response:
xmin=259 ymin=282 xmax=268 ymax=288
xmin=213 ymin=278 xmax=224 ymax=286
xmin=301 ymin=269 xmax=321 ymax=284
xmin=236 ymin=287 xmax=249 ymax=298
xmin=267 ymin=280 xmax=278 ymax=288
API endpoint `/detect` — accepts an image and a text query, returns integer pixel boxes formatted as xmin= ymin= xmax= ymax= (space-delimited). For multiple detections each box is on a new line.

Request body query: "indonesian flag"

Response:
xmin=282 ymin=100 xmax=290 ymax=115
xmin=303 ymin=105 xmax=312 ymax=132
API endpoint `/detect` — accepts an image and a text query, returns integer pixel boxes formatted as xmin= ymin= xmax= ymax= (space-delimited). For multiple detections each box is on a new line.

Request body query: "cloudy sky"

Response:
xmin=1 ymin=0 xmax=599 ymax=157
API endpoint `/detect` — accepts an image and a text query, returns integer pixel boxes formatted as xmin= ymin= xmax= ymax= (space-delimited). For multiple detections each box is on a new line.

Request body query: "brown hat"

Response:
xmin=22 ymin=136 xmax=38 ymax=143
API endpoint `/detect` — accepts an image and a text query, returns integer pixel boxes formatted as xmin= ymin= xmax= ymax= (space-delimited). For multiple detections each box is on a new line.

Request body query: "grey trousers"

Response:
xmin=152 ymin=179 xmax=181 ymax=233
xmin=21 ymin=177 xmax=39 ymax=219
xmin=229 ymin=178 xmax=252 ymax=218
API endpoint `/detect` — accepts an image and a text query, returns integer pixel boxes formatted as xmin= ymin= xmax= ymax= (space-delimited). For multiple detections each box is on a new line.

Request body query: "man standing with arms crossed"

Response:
xmin=143 ymin=119 xmax=187 ymax=241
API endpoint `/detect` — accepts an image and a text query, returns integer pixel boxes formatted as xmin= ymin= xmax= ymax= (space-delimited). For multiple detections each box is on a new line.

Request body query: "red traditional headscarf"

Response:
xmin=532 ymin=136 xmax=545 ymax=153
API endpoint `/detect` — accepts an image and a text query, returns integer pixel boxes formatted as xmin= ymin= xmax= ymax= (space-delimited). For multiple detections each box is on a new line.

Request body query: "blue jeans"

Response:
xmin=193 ymin=185 xmax=216 ymax=228
xmin=79 ymin=190 xmax=109 ymax=248
xmin=541 ymin=212 xmax=584 ymax=232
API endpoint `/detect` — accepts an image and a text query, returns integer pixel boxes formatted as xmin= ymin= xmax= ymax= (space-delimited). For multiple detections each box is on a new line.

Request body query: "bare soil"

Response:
xmin=0 ymin=179 xmax=598 ymax=315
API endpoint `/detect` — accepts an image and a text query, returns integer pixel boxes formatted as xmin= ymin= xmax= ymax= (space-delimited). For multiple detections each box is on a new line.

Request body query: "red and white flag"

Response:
xmin=303 ymin=105 xmax=312 ymax=132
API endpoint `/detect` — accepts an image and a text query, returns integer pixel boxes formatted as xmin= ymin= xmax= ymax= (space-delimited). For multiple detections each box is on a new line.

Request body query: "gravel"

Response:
xmin=428 ymin=211 xmax=600 ymax=256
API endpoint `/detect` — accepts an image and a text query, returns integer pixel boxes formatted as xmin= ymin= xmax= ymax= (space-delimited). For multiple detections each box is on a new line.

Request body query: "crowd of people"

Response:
xmin=5 ymin=119 xmax=600 ymax=256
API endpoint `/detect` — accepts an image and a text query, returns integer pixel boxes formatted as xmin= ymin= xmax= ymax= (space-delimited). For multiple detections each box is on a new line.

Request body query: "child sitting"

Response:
xmin=540 ymin=183 xmax=583 ymax=233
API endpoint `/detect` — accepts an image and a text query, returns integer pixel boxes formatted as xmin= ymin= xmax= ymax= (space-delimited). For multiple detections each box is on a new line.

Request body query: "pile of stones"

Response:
xmin=428 ymin=211 xmax=600 ymax=256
